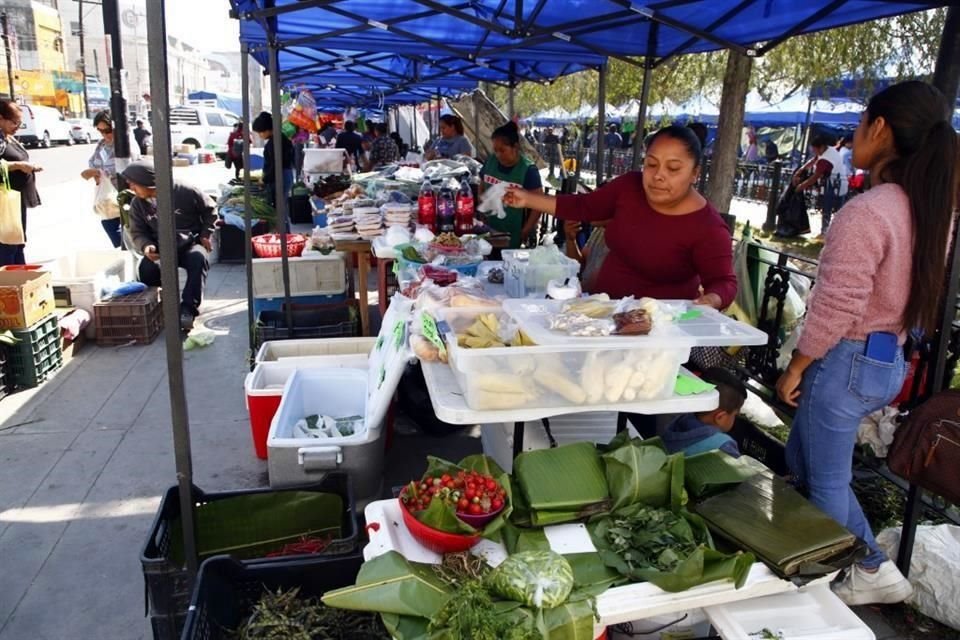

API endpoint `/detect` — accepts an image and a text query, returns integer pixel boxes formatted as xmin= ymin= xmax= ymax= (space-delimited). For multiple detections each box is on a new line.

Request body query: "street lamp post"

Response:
xmin=78 ymin=0 xmax=90 ymax=118
xmin=1 ymin=12 xmax=14 ymax=100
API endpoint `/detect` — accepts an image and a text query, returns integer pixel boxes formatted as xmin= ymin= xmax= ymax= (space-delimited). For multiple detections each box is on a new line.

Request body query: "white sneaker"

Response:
xmin=832 ymin=560 xmax=913 ymax=606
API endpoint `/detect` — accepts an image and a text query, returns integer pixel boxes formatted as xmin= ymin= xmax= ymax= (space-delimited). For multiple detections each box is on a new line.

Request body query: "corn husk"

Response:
xmin=513 ymin=442 xmax=611 ymax=525
xmin=683 ymin=450 xmax=766 ymax=499
xmin=693 ymin=469 xmax=857 ymax=576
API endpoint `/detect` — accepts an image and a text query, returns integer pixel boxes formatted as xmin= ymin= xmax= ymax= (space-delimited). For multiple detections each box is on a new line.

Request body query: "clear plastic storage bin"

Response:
xmin=251 ymin=253 xmax=347 ymax=299
xmin=437 ymin=307 xmax=689 ymax=412
xmin=501 ymin=249 xmax=580 ymax=298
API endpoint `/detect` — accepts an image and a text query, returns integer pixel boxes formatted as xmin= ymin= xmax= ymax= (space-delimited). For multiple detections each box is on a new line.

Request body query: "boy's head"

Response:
xmin=696 ymin=367 xmax=747 ymax=432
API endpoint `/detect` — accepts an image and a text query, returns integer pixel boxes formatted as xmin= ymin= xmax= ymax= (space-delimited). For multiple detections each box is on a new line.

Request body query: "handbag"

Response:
xmin=0 ymin=163 xmax=24 ymax=245
xmin=887 ymin=389 xmax=960 ymax=504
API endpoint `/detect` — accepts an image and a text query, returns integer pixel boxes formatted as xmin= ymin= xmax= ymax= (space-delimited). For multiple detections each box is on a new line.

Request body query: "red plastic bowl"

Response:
xmin=455 ymin=504 xmax=505 ymax=530
xmin=252 ymin=234 xmax=307 ymax=258
xmin=398 ymin=497 xmax=481 ymax=553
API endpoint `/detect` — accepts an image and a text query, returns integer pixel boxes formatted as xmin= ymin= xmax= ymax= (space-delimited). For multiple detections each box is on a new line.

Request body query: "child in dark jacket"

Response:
xmin=662 ymin=367 xmax=747 ymax=458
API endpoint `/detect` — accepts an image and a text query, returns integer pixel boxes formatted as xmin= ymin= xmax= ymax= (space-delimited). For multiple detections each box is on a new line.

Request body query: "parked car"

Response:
xmin=67 ymin=118 xmax=99 ymax=144
xmin=16 ymin=104 xmax=75 ymax=148
xmin=168 ymin=105 xmax=240 ymax=153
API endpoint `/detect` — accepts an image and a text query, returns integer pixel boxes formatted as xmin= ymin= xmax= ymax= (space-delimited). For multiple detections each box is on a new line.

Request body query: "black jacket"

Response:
xmin=129 ymin=182 xmax=216 ymax=253
xmin=262 ymin=135 xmax=294 ymax=183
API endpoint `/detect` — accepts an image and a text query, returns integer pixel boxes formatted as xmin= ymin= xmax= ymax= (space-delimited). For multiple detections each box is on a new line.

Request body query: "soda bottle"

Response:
xmin=455 ymin=177 xmax=474 ymax=235
xmin=437 ymin=186 xmax=456 ymax=234
xmin=417 ymin=180 xmax=437 ymax=233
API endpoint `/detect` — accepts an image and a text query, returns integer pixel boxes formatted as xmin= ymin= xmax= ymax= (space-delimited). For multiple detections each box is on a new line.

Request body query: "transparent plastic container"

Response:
xmin=437 ymin=307 xmax=689 ymax=412
xmin=501 ymin=249 xmax=580 ymax=298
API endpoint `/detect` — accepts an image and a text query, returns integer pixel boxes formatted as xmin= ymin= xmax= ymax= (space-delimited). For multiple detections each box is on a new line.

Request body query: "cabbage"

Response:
xmin=485 ymin=551 xmax=574 ymax=609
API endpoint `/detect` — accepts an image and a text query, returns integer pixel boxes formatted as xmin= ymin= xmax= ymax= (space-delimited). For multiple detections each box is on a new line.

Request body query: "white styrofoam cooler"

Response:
xmin=46 ymin=250 xmax=133 ymax=337
xmin=255 ymin=337 xmax=378 ymax=363
xmin=252 ymin=252 xmax=347 ymax=299
xmin=267 ymin=299 xmax=410 ymax=502
xmin=704 ymin=584 xmax=875 ymax=640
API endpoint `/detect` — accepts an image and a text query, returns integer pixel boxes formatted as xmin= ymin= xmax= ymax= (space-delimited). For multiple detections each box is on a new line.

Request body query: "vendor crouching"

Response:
xmin=122 ymin=160 xmax=216 ymax=332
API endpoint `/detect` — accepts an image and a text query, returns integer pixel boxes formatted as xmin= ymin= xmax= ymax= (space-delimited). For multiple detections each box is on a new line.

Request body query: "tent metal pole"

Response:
xmin=798 ymin=97 xmax=813 ymax=163
xmin=437 ymin=89 xmax=442 ymax=136
xmin=269 ymin=44 xmax=294 ymax=337
xmin=145 ymin=0 xmax=198 ymax=578
xmin=631 ymin=22 xmax=658 ymax=171
xmin=596 ymin=64 xmax=607 ymax=183
xmin=508 ymin=61 xmax=516 ymax=119
xmin=473 ymin=92 xmax=481 ymax=158
xmin=241 ymin=46 xmax=255 ymax=364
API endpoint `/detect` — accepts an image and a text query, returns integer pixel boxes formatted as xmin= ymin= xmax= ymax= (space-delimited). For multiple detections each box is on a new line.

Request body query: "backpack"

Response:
xmin=887 ymin=389 xmax=960 ymax=504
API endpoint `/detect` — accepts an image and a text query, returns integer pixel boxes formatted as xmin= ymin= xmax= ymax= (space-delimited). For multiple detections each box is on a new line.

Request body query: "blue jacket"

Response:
xmin=662 ymin=414 xmax=741 ymax=458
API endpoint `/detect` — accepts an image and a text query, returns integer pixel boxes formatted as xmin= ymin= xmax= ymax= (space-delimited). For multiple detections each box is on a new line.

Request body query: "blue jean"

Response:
xmin=786 ymin=338 xmax=907 ymax=568
xmin=101 ymin=218 xmax=123 ymax=248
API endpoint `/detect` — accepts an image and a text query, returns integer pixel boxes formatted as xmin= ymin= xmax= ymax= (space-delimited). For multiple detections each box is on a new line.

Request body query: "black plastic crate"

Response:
xmin=290 ymin=193 xmax=313 ymax=224
xmin=0 ymin=345 xmax=9 ymax=402
xmin=217 ymin=220 xmax=269 ymax=264
xmin=255 ymin=301 xmax=359 ymax=346
xmin=182 ymin=553 xmax=365 ymax=640
xmin=139 ymin=473 xmax=358 ymax=627
xmin=8 ymin=314 xmax=63 ymax=389
xmin=731 ymin=417 xmax=788 ymax=476
xmin=150 ymin=612 xmax=186 ymax=640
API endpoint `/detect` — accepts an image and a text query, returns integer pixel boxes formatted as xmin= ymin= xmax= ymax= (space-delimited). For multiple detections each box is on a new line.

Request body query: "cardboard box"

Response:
xmin=0 ymin=271 xmax=55 ymax=330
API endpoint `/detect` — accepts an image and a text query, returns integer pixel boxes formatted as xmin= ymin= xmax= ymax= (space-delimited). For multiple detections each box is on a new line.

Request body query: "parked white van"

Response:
xmin=169 ymin=105 xmax=240 ymax=153
xmin=16 ymin=104 xmax=75 ymax=148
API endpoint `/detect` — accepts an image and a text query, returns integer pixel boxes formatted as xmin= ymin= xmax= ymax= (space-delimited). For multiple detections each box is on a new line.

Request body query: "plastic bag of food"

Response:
xmin=485 ymin=550 xmax=575 ymax=609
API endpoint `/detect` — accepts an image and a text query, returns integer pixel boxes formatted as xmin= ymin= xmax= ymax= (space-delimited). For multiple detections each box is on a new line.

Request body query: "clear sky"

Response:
xmin=165 ymin=0 xmax=240 ymax=53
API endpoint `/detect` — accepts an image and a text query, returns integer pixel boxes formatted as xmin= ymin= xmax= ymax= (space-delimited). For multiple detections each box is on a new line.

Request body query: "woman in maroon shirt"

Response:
xmin=503 ymin=126 xmax=736 ymax=309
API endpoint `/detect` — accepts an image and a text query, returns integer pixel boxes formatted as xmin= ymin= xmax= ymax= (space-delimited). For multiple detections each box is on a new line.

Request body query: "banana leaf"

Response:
xmin=412 ymin=454 xmax=513 ymax=539
xmin=683 ymin=450 xmax=767 ymax=499
xmin=514 ymin=442 xmax=611 ymax=521
xmin=601 ymin=437 xmax=685 ymax=511
xmin=500 ymin=522 xmax=551 ymax=555
xmin=693 ymin=469 xmax=856 ymax=576
xmin=564 ymin=552 xmax=623 ymax=598
xmin=540 ymin=599 xmax=599 ymax=640
xmin=321 ymin=551 xmax=452 ymax=619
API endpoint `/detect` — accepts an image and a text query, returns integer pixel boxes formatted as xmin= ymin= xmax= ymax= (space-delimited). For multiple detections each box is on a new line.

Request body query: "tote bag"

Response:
xmin=0 ymin=163 xmax=24 ymax=245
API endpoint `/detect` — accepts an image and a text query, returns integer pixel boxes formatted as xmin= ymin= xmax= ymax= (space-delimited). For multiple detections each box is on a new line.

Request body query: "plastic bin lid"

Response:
xmin=502 ymin=298 xmax=769 ymax=349
xmin=364 ymin=295 xmax=414 ymax=429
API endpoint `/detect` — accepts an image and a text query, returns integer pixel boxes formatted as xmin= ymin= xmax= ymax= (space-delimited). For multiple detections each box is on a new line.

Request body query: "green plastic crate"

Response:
xmin=8 ymin=314 xmax=62 ymax=389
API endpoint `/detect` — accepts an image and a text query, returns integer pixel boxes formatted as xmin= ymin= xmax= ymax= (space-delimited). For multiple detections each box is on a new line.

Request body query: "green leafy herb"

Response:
xmin=600 ymin=505 xmax=697 ymax=574
xmin=428 ymin=579 xmax=539 ymax=640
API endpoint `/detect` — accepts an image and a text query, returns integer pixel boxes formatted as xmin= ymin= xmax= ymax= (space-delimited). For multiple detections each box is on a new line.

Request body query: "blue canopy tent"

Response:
xmin=186 ymin=90 xmax=244 ymax=115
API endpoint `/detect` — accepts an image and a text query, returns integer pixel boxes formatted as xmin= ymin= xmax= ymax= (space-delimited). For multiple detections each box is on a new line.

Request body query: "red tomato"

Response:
xmin=465 ymin=489 xmax=476 ymax=500
xmin=485 ymin=479 xmax=497 ymax=491
xmin=458 ymin=498 xmax=469 ymax=510
xmin=492 ymin=498 xmax=503 ymax=511
xmin=441 ymin=474 xmax=451 ymax=483
xmin=468 ymin=503 xmax=482 ymax=515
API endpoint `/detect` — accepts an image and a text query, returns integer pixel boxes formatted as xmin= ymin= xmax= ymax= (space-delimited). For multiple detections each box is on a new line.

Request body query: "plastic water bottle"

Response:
xmin=437 ymin=186 xmax=456 ymax=234
xmin=455 ymin=177 xmax=474 ymax=236
xmin=417 ymin=180 xmax=437 ymax=233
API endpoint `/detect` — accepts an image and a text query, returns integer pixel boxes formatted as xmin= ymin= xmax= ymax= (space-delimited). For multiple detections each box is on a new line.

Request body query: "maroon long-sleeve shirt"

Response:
xmin=556 ymin=172 xmax=737 ymax=308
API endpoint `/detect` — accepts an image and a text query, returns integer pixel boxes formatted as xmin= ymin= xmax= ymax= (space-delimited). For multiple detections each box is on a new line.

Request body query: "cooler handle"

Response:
xmin=298 ymin=446 xmax=343 ymax=472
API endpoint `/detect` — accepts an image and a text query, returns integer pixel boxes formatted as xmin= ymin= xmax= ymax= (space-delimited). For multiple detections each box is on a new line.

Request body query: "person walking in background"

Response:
xmin=225 ymin=121 xmax=250 ymax=180
xmin=365 ymin=123 xmax=400 ymax=171
xmin=0 ymin=100 xmax=42 ymax=266
xmin=133 ymin=120 xmax=151 ymax=156
xmin=743 ymin=126 xmax=759 ymax=162
xmin=543 ymin=126 xmax=561 ymax=179
xmin=80 ymin=110 xmax=140 ymax=248
xmin=252 ymin=111 xmax=294 ymax=207
xmin=335 ymin=120 xmax=364 ymax=170
xmin=319 ymin=121 xmax=337 ymax=148
xmin=777 ymin=81 xmax=958 ymax=606
xmin=793 ymin=133 xmax=844 ymax=236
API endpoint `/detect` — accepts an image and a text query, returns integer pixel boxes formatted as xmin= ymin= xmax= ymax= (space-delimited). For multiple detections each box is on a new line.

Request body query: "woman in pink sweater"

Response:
xmin=777 ymin=81 xmax=958 ymax=606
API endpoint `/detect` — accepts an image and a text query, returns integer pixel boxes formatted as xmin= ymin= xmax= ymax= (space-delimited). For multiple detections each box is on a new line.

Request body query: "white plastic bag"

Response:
xmin=94 ymin=173 xmax=120 ymax=219
xmin=478 ymin=181 xmax=508 ymax=219
xmin=877 ymin=525 xmax=960 ymax=630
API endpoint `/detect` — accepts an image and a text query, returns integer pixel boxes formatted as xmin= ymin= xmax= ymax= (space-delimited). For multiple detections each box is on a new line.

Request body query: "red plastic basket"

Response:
xmin=252 ymin=234 xmax=307 ymax=258
xmin=398 ymin=497 xmax=480 ymax=553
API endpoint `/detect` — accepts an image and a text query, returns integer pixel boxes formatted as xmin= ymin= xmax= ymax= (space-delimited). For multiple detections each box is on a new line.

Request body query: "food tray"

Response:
xmin=502 ymin=298 xmax=769 ymax=349
xmin=437 ymin=307 xmax=688 ymax=411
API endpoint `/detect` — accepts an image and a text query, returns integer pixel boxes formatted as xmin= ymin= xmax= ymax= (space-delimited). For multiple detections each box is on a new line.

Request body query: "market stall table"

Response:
xmin=421 ymin=360 xmax=719 ymax=459
xmin=363 ymin=499 xmax=834 ymax=636
xmin=334 ymin=238 xmax=373 ymax=336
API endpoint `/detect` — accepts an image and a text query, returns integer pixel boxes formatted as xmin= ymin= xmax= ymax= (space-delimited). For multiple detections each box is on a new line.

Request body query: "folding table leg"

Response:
xmin=512 ymin=421 xmax=525 ymax=459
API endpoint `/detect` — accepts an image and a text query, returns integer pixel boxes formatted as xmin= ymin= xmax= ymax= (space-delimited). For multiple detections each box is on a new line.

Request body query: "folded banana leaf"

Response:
xmin=321 ymin=551 xmax=451 ymax=619
xmin=601 ymin=436 xmax=685 ymax=511
xmin=693 ymin=469 xmax=856 ymax=576
xmin=513 ymin=442 xmax=611 ymax=527
xmin=683 ymin=450 xmax=767 ymax=499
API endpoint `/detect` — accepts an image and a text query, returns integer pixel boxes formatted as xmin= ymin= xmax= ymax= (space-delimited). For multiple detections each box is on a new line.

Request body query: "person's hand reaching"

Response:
xmin=502 ymin=186 xmax=529 ymax=209
xmin=200 ymin=236 xmax=212 ymax=252
xmin=144 ymin=245 xmax=160 ymax=262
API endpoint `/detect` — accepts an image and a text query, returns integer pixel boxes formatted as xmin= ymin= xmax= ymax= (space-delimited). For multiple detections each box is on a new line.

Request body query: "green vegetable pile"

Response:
xmin=599 ymin=505 xmax=697 ymax=574
xmin=231 ymin=586 xmax=389 ymax=640
xmin=485 ymin=551 xmax=574 ymax=609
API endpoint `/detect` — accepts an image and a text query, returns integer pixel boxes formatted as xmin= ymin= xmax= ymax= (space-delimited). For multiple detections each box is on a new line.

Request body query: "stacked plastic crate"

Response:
xmin=0 ymin=268 xmax=61 ymax=390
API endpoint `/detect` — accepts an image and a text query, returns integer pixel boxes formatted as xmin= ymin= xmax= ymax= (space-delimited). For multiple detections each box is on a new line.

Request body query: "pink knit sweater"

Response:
xmin=798 ymin=184 xmax=915 ymax=359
